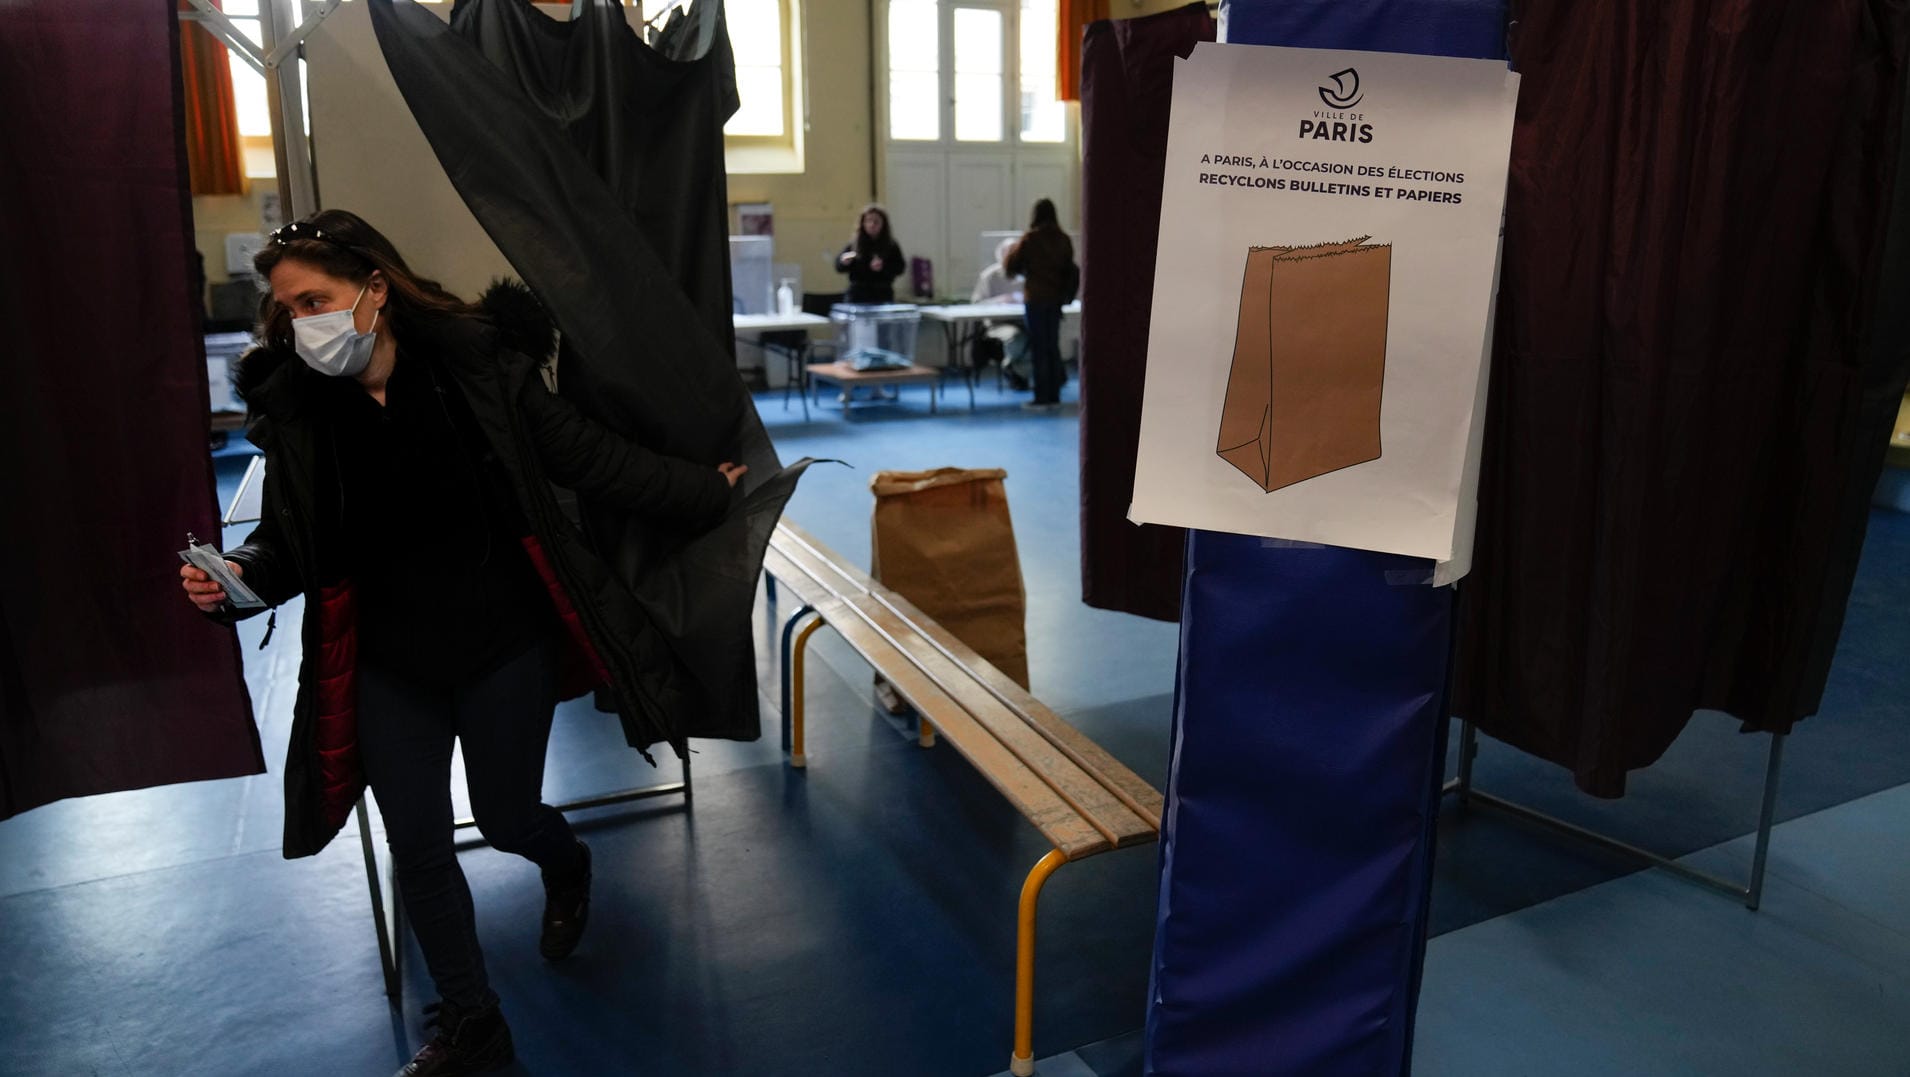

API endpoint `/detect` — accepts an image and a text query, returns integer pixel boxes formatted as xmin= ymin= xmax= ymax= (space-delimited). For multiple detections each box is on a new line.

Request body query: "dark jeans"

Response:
xmin=358 ymin=636 xmax=581 ymax=1009
xmin=1025 ymin=301 xmax=1064 ymax=404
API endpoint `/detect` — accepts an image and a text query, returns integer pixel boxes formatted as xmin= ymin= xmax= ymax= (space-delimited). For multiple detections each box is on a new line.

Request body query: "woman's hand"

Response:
xmin=180 ymin=561 xmax=242 ymax=612
xmin=837 ymin=251 xmax=856 ymax=268
xmin=869 ymin=256 xmax=885 ymax=272
xmin=718 ymin=462 xmax=748 ymax=488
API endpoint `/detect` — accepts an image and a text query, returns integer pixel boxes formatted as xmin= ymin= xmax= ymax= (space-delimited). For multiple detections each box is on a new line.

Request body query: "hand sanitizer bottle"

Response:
xmin=776 ymin=279 xmax=796 ymax=315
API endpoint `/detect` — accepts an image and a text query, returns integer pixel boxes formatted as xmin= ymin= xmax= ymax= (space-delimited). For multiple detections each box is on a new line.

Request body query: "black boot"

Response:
xmin=540 ymin=839 xmax=591 ymax=960
xmin=395 ymin=999 xmax=514 ymax=1076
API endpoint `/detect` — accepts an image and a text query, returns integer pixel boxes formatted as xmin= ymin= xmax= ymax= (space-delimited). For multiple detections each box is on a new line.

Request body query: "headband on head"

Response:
xmin=268 ymin=220 xmax=352 ymax=250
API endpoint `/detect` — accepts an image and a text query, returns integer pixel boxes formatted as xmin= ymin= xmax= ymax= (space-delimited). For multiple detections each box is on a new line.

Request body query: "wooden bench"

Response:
xmin=764 ymin=520 xmax=1162 ymax=1076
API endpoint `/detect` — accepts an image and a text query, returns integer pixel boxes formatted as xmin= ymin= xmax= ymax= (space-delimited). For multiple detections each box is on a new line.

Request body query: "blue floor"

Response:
xmin=2 ymin=380 xmax=1906 ymax=1076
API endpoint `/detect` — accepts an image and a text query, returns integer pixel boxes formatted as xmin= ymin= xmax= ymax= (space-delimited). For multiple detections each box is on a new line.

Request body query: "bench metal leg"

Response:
xmin=1012 ymin=849 xmax=1069 ymax=1077
xmin=790 ymin=616 xmax=827 ymax=768
xmin=780 ymin=604 xmax=817 ymax=753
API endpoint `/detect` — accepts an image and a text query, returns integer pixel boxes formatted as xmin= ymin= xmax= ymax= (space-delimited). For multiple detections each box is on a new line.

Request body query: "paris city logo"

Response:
xmin=1319 ymin=68 xmax=1363 ymax=109
xmin=1302 ymin=67 xmax=1373 ymax=142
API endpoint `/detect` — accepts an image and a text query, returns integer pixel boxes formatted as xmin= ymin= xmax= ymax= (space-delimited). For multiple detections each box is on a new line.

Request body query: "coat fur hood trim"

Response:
xmin=233 ymin=278 xmax=557 ymax=407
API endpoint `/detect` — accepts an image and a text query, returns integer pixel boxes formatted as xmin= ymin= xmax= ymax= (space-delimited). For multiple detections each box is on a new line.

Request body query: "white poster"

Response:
xmin=1130 ymin=43 xmax=1519 ymax=581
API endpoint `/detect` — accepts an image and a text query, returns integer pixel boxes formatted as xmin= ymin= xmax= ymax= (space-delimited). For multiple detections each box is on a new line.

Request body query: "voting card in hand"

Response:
xmin=179 ymin=537 xmax=265 ymax=609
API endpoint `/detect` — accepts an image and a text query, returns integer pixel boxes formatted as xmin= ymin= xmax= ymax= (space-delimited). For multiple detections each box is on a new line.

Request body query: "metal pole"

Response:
xmin=1444 ymin=730 xmax=1788 ymax=910
xmin=259 ymin=0 xmax=318 ymax=218
xmin=1454 ymin=718 xmax=1478 ymax=804
xmin=263 ymin=0 xmax=344 ymax=71
xmin=1464 ymin=788 xmax=1755 ymax=904
xmin=1745 ymin=732 xmax=1786 ymax=911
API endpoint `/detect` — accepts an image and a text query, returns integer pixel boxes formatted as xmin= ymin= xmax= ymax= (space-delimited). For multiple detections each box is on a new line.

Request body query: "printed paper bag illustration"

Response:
xmin=1216 ymin=238 xmax=1391 ymax=492
xmin=871 ymin=468 xmax=1030 ymax=689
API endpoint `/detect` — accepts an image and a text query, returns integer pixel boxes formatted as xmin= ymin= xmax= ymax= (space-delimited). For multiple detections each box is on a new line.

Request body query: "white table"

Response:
xmin=733 ymin=312 xmax=830 ymax=333
xmin=916 ymin=300 xmax=1082 ymax=323
xmin=918 ymin=301 xmax=1082 ymax=404
xmin=734 ymin=311 xmax=831 ymax=418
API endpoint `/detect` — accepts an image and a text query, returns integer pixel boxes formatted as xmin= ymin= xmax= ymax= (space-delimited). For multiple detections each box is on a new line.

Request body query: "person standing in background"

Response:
xmin=1004 ymin=199 xmax=1076 ymax=409
xmin=835 ymin=204 xmax=906 ymax=303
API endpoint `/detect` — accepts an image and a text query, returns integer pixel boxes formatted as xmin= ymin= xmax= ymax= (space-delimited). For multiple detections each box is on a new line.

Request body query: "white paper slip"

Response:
xmin=179 ymin=537 xmax=266 ymax=609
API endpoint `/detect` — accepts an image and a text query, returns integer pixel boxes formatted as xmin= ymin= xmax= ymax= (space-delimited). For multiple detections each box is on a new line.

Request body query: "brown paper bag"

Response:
xmin=1216 ymin=237 xmax=1391 ymax=492
xmin=870 ymin=468 xmax=1030 ymax=689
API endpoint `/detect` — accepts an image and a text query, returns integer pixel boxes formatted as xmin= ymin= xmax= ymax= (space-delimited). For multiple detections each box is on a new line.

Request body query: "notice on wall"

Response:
xmin=1130 ymin=43 xmax=1519 ymax=581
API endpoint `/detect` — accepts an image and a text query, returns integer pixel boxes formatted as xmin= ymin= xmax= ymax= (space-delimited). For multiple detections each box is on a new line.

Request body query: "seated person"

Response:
xmin=971 ymin=238 xmax=1030 ymax=390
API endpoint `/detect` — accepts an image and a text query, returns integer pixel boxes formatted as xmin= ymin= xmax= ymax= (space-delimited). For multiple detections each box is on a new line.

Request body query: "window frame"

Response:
xmin=722 ymin=0 xmax=799 ymax=146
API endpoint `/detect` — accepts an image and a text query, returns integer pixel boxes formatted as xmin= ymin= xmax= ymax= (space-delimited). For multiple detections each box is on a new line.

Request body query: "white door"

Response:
xmin=882 ymin=0 xmax=1078 ymax=300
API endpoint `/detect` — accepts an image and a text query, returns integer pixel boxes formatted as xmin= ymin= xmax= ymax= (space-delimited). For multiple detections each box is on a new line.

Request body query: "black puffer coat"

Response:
xmin=221 ymin=281 xmax=732 ymax=858
xmin=835 ymin=237 xmax=906 ymax=303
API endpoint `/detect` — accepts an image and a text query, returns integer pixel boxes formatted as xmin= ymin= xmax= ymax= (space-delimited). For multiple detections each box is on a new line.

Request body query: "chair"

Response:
xmin=763 ymin=291 xmax=842 ymax=415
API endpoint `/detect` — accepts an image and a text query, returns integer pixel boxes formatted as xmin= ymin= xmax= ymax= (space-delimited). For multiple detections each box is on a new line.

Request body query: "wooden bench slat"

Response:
xmin=774 ymin=520 xmax=1163 ymax=834
xmin=767 ymin=520 xmax=1160 ymax=858
xmin=793 ymin=594 xmax=1111 ymax=860
xmin=763 ymin=545 xmax=824 ymax=608
xmin=846 ymin=595 xmax=1156 ymax=850
xmin=775 ymin=521 xmax=881 ymax=595
xmin=866 ymin=589 xmax=1166 ymax=832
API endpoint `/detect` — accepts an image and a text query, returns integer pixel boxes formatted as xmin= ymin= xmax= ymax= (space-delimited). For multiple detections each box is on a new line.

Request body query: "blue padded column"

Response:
xmin=1143 ymin=3 xmax=1507 ymax=1075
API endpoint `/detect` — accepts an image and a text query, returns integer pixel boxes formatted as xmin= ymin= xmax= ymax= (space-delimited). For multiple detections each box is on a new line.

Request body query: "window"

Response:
xmin=641 ymin=0 xmax=796 ymax=144
xmin=952 ymin=8 xmax=1003 ymax=142
xmin=221 ymin=1 xmax=269 ymax=137
xmin=721 ymin=0 xmax=789 ymax=137
xmin=887 ymin=0 xmax=1068 ymax=146
xmin=888 ymin=0 xmax=941 ymax=141
xmin=212 ymin=1 xmax=802 ymax=174
xmin=1017 ymin=0 xmax=1064 ymax=142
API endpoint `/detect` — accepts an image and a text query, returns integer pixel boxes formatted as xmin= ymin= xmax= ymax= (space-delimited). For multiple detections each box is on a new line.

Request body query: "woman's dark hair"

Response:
xmin=252 ymin=208 xmax=478 ymax=348
xmin=1028 ymin=198 xmax=1059 ymax=231
xmin=852 ymin=203 xmax=895 ymax=253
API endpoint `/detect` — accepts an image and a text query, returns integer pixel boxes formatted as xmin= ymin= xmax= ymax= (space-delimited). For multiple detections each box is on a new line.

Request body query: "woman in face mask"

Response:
xmin=178 ymin=209 xmax=745 ymax=1077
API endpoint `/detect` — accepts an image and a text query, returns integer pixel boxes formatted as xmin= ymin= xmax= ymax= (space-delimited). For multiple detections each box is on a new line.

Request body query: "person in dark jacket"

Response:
xmin=177 ymin=210 xmax=744 ymax=1077
xmin=1003 ymin=198 xmax=1077 ymax=408
xmin=834 ymin=203 xmax=906 ymax=303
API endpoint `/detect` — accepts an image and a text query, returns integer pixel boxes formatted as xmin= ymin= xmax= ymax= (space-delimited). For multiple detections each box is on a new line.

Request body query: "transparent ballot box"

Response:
xmin=830 ymin=303 xmax=920 ymax=370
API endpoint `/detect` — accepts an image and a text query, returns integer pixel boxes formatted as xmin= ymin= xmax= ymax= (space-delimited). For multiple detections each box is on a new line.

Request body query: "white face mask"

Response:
xmin=292 ymin=284 xmax=379 ymax=377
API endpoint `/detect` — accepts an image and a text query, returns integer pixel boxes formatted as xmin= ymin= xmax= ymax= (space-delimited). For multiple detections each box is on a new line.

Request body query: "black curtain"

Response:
xmin=369 ymin=0 xmax=807 ymax=749
xmin=1454 ymin=0 xmax=1910 ymax=795
xmin=0 ymin=0 xmax=262 ymax=818
xmin=1076 ymin=3 xmax=1213 ymax=623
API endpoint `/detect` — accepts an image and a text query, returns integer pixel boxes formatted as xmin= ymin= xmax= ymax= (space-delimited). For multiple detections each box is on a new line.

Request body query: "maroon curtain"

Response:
xmin=1077 ymin=3 xmax=1213 ymax=623
xmin=0 ymin=0 xmax=262 ymax=819
xmin=1454 ymin=1 xmax=1910 ymax=795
